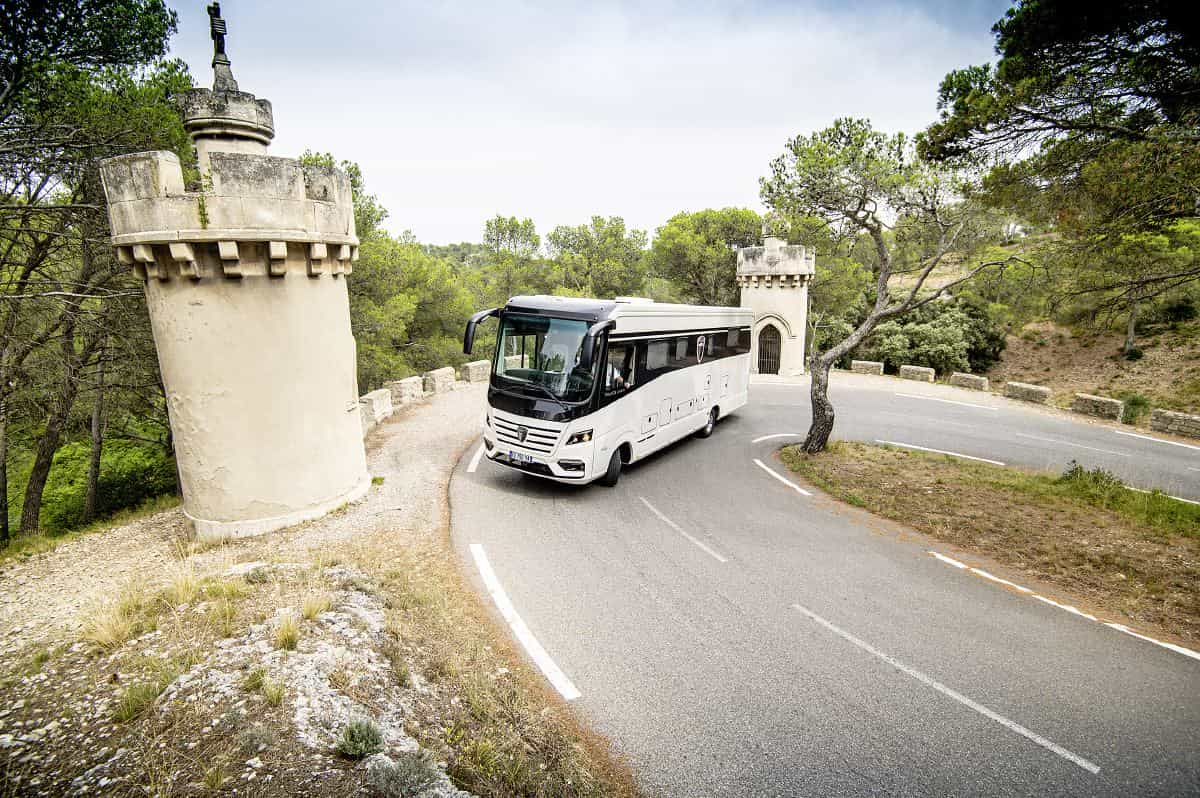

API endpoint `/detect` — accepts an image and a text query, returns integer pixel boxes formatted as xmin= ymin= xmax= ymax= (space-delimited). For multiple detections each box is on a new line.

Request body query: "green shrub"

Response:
xmin=1161 ymin=296 xmax=1196 ymax=323
xmin=1123 ymin=347 xmax=1144 ymax=361
xmin=855 ymin=297 xmax=1006 ymax=376
xmin=366 ymin=750 xmax=441 ymax=797
xmin=1116 ymin=392 xmax=1151 ymax=424
xmin=337 ymin=717 xmax=384 ymax=759
xmin=40 ymin=440 xmax=177 ymax=534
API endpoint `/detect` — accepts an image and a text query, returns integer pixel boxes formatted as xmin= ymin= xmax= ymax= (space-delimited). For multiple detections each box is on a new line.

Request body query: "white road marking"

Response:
xmin=1104 ymin=623 xmax=1200 ymax=663
xmin=1118 ymin=484 xmax=1195 ymax=504
xmin=752 ymin=433 xmax=805 ymax=443
xmin=752 ymin=459 xmax=813 ymax=496
xmin=638 ymin=497 xmax=728 ymax=563
xmin=1014 ymin=433 xmax=1130 ymax=457
xmin=1113 ymin=429 xmax=1200 ymax=452
xmin=1190 ymin=467 xmax=1200 ymax=472
xmin=469 ymin=544 xmax=581 ymax=701
xmin=466 ymin=443 xmax=485 ymax=473
xmin=894 ymin=392 xmax=997 ymax=410
xmin=927 ymin=551 xmax=1200 ymax=663
xmin=790 ymin=603 xmax=1101 ymax=775
xmin=875 ymin=440 xmax=1006 ymax=466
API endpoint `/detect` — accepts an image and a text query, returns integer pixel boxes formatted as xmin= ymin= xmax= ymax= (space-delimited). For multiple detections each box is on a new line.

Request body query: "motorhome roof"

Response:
xmin=504 ymin=295 xmax=752 ymax=324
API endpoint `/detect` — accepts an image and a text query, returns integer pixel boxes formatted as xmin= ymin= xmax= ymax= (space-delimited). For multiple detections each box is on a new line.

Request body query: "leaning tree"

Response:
xmin=760 ymin=118 xmax=1020 ymax=453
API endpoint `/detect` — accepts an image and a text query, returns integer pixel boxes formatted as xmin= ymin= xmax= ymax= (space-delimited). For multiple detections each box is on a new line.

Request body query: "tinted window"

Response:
xmin=604 ymin=343 xmax=635 ymax=395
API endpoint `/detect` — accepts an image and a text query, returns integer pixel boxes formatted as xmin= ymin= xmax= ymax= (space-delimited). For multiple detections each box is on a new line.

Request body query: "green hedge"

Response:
xmin=40 ymin=440 xmax=177 ymax=534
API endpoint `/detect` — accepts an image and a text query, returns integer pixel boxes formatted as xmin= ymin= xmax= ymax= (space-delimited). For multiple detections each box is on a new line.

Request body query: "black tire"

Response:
xmin=599 ymin=449 xmax=622 ymax=487
xmin=695 ymin=407 xmax=718 ymax=438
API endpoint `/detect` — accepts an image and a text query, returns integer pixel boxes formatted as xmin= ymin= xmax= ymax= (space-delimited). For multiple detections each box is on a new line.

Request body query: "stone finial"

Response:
xmin=207 ymin=2 xmax=239 ymax=92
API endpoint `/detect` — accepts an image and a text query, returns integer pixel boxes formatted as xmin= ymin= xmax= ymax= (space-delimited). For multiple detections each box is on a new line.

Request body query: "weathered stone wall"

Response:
xmin=423 ymin=367 xmax=455 ymax=394
xmin=1150 ymin=408 xmax=1200 ymax=439
xmin=899 ymin=365 xmax=935 ymax=383
xmin=949 ymin=373 xmax=988 ymax=391
xmin=460 ymin=360 xmax=490 ymax=382
xmin=1005 ymin=381 xmax=1051 ymax=404
xmin=1071 ymin=393 xmax=1124 ymax=421
xmin=359 ymin=389 xmax=393 ymax=434
xmin=387 ymin=376 xmax=424 ymax=406
xmin=851 ymin=360 xmax=884 ymax=375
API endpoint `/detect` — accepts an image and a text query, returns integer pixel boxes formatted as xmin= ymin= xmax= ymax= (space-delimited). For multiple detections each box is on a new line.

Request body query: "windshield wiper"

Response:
xmin=518 ymin=379 xmax=571 ymax=412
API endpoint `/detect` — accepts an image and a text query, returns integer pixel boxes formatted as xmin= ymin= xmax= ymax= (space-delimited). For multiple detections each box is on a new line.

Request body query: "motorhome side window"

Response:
xmin=604 ymin=343 xmax=635 ymax=394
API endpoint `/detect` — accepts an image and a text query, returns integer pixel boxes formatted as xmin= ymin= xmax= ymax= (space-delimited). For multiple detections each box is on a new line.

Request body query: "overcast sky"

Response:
xmin=167 ymin=1 xmax=1011 ymax=244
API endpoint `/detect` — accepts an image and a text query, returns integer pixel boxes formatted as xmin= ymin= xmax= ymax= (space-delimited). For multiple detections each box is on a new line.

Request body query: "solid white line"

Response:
xmin=466 ymin=444 xmax=485 ymax=473
xmin=970 ymin=567 xmax=1034 ymax=595
xmin=1113 ymin=429 xmax=1200 ymax=452
xmin=894 ymin=392 xmax=998 ymax=410
xmin=928 ymin=551 xmax=968 ymax=569
xmin=469 ymin=544 xmax=581 ymax=701
xmin=638 ymin=497 xmax=728 ymax=563
xmin=752 ymin=433 xmax=805 ymax=443
xmin=1104 ymin=623 xmax=1200 ymax=663
xmin=1189 ymin=467 xmax=1200 ymax=472
xmin=1014 ymin=433 xmax=1130 ymax=457
xmin=875 ymin=440 xmax=1006 ymax=466
xmin=791 ymin=603 xmax=1100 ymax=774
xmin=1123 ymin=486 xmax=1200 ymax=506
xmin=752 ymin=459 xmax=813 ymax=496
xmin=926 ymin=551 xmax=1200 ymax=664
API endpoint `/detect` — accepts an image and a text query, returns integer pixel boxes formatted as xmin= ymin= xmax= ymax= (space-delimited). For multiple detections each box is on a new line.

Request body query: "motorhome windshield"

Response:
xmin=493 ymin=313 xmax=596 ymax=403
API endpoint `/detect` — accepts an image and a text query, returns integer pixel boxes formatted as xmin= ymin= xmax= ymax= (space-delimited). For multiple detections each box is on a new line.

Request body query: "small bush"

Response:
xmin=1117 ymin=392 xmax=1151 ymax=424
xmin=40 ymin=440 xmax=177 ymax=534
xmin=1058 ymin=461 xmax=1125 ymax=496
xmin=274 ymin=613 xmax=300 ymax=650
xmin=337 ymin=717 xmax=384 ymax=759
xmin=372 ymin=475 xmax=386 ymax=486
xmin=367 ymin=750 xmax=441 ymax=797
xmin=242 ymin=667 xmax=266 ymax=692
xmin=113 ymin=680 xmax=166 ymax=722
xmin=1162 ymin=296 xmax=1197 ymax=322
xmin=238 ymin=724 xmax=276 ymax=754
xmin=1123 ymin=347 xmax=1144 ymax=361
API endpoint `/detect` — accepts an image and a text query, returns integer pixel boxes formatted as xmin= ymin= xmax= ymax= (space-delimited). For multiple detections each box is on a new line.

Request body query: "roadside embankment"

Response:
xmin=780 ymin=442 xmax=1200 ymax=646
xmin=0 ymin=383 xmax=637 ymax=798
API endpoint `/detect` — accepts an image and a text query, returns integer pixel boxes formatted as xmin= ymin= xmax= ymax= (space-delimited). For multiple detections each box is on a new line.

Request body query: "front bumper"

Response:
xmin=481 ymin=425 xmax=595 ymax=483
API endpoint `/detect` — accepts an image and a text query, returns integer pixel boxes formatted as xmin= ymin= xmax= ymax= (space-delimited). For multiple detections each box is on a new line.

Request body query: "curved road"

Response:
xmin=450 ymin=373 xmax=1200 ymax=797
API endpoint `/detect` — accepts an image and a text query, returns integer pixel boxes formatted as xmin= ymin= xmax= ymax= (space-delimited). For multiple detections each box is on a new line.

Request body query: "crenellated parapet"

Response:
xmin=100 ymin=150 xmax=359 ymax=283
xmin=735 ymin=235 xmax=815 ymax=291
xmin=736 ymin=232 xmax=815 ymax=376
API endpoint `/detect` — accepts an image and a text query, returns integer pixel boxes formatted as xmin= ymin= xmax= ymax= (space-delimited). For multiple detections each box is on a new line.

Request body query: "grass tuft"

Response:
xmin=274 ymin=613 xmax=301 ymax=651
xmin=337 ymin=717 xmax=384 ymax=759
xmin=261 ymin=678 xmax=285 ymax=707
xmin=301 ymin=592 xmax=333 ymax=620
xmin=82 ymin=583 xmax=146 ymax=651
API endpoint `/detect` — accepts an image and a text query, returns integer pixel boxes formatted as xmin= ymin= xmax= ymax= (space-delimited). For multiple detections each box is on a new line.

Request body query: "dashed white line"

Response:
xmin=926 ymin=551 xmax=1200 ymax=663
xmin=469 ymin=544 xmax=581 ymax=701
xmin=1123 ymin=485 xmax=1200 ymax=506
xmin=1014 ymin=433 xmax=1130 ymax=457
xmin=894 ymin=392 xmax=998 ymax=410
xmin=875 ymin=440 xmax=1006 ymax=466
xmin=1113 ymin=429 xmax=1200 ymax=452
xmin=791 ymin=602 xmax=1101 ymax=775
xmin=638 ymin=497 xmax=728 ymax=563
xmin=752 ymin=433 xmax=806 ymax=443
xmin=466 ymin=443 xmax=485 ymax=473
xmin=752 ymin=459 xmax=813 ymax=496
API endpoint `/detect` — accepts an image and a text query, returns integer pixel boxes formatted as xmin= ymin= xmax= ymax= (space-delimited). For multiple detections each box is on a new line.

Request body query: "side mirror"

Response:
xmin=578 ymin=320 xmax=614 ymax=372
xmin=463 ymin=307 xmax=499 ymax=355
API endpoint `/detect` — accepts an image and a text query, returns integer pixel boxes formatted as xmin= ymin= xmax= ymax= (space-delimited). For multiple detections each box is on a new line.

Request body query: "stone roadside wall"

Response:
xmin=899 ymin=365 xmax=934 ymax=383
xmin=361 ymin=360 xmax=490 ymax=438
xmin=1150 ymin=409 xmax=1200 ymax=439
xmin=1072 ymin=393 xmax=1124 ymax=421
xmin=851 ymin=360 xmax=884 ymax=376
xmin=949 ymin=373 xmax=988 ymax=391
xmin=1005 ymin=381 xmax=1051 ymax=404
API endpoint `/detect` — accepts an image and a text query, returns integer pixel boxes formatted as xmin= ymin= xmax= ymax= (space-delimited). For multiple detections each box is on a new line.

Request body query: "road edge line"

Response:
xmin=752 ymin=459 xmax=813 ymax=496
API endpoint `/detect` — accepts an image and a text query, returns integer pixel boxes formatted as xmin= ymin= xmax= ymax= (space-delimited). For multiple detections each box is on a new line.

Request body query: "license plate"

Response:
xmin=509 ymin=450 xmax=535 ymax=465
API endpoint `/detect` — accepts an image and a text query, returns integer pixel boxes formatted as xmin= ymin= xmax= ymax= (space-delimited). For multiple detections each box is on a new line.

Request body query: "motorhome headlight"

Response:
xmin=565 ymin=429 xmax=593 ymax=445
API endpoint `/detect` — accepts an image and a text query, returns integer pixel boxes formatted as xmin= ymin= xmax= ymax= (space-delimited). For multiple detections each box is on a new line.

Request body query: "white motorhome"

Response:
xmin=463 ymin=296 xmax=754 ymax=486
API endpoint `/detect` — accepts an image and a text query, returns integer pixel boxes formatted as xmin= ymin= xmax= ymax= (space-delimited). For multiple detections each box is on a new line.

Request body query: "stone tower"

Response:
xmin=98 ymin=4 xmax=369 ymax=541
xmin=736 ymin=228 xmax=816 ymax=377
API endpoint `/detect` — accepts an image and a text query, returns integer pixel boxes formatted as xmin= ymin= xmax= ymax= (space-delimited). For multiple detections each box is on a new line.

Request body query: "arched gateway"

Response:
xmin=757 ymin=324 xmax=781 ymax=374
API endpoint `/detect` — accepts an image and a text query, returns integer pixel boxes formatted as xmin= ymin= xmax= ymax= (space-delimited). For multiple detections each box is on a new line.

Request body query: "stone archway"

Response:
xmin=757 ymin=324 xmax=782 ymax=375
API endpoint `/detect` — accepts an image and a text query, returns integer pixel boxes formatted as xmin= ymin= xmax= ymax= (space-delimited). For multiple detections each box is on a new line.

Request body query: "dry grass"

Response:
xmin=274 ymin=613 xmax=301 ymax=651
xmin=301 ymin=591 xmax=333 ymax=620
xmin=161 ymin=562 xmax=201 ymax=606
xmin=82 ymin=583 xmax=148 ymax=651
xmin=782 ymin=442 xmax=1200 ymax=642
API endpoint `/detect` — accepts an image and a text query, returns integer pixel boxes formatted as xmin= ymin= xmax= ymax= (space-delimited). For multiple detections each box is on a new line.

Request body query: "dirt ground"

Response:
xmin=985 ymin=320 xmax=1200 ymax=413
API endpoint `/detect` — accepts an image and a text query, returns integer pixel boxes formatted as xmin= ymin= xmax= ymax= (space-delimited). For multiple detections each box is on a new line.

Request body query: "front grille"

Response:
xmin=493 ymin=417 xmax=560 ymax=454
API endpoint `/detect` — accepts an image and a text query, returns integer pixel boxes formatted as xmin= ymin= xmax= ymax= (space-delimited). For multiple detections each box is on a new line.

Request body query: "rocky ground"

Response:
xmin=0 ymin=385 xmax=491 ymax=797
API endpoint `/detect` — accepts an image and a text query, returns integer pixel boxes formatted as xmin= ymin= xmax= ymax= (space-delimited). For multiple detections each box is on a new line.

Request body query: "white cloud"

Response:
xmin=170 ymin=0 xmax=1005 ymax=243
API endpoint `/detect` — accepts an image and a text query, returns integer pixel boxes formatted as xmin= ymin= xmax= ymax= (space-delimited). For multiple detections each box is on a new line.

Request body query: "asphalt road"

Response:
xmin=449 ymin=373 xmax=1200 ymax=797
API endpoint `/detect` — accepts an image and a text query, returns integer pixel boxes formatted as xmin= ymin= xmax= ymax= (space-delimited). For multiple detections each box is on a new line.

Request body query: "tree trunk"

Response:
xmin=801 ymin=355 xmax=836 ymax=453
xmin=83 ymin=341 xmax=107 ymax=523
xmin=1123 ymin=298 xmax=1140 ymax=356
xmin=0 ymin=395 xmax=7 ymax=545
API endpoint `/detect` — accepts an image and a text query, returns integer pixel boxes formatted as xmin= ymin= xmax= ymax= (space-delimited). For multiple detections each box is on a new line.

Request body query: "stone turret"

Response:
xmin=98 ymin=4 xmax=369 ymax=541
xmin=736 ymin=228 xmax=816 ymax=376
